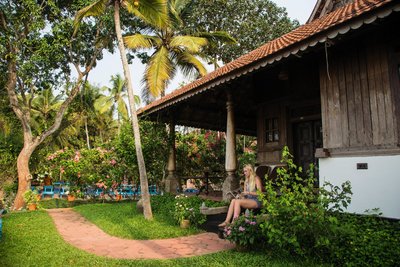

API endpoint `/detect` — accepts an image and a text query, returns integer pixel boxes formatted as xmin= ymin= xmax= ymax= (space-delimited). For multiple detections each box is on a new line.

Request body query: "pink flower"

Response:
xmin=239 ymin=226 xmax=245 ymax=232
xmin=110 ymin=159 xmax=117 ymax=166
xmin=250 ymin=221 xmax=256 ymax=225
xmin=74 ymin=151 xmax=81 ymax=162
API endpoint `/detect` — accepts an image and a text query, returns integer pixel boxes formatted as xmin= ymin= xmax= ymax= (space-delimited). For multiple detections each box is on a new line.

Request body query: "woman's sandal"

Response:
xmin=218 ymin=221 xmax=229 ymax=227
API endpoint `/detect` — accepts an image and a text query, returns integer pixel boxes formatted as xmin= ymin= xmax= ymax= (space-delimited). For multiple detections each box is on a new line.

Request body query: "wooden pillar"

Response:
xmin=223 ymin=92 xmax=239 ymax=201
xmin=165 ymin=122 xmax=179 ymax=194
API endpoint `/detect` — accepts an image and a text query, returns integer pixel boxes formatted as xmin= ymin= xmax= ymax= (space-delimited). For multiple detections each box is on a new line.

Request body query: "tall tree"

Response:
xmin=75 ymin=0 xmax=168 ymax=220
xmin=124 ymin=0 xmax=235 ymax=101
xmin=94 ymin=74 xmax=139 ymax=134
xmin=1 ymin=0 xmax=110 ymax=209
xmin=186 ymin=0 xmax=299 ymax=66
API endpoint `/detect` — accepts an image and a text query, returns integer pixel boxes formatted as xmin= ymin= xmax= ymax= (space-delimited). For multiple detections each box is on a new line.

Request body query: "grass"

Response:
xmin=0 ymin=205 xmax=328 ymax=267
xmin=73 ymin=202 xmax=200 ymax=239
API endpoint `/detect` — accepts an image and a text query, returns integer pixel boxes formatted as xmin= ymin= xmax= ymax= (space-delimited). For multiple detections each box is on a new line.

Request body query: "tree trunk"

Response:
xmin=85 ymin=117 xmax=91 ymax=149
xmin=13 ymin=142 xmax=37 ymax=210
xmin=114 ymin=2 xmax=152 ymax=219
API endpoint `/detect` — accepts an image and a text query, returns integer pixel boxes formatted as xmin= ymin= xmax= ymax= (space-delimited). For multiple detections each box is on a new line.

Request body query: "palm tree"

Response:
xmin=95 ymin=74 xmax=140 ymax=134
xmin=123 ymin=0 xmax=235 ymax=101
xmin=30 ymin=89 xmax=63 ymax=133
xmin=74 ymin=0 xmax=168 ymax=220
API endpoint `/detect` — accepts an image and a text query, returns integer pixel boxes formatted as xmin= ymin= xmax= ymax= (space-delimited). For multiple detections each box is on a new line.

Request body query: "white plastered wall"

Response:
xmin=319 ymin=155 xmax=400 ymax=219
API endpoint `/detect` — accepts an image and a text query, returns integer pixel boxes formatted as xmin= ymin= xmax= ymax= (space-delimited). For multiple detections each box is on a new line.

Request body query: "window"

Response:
xmin=266 ymin=118 xmax=279 ymax=143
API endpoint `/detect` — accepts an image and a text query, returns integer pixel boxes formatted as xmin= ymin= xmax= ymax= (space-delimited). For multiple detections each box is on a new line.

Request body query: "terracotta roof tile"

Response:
xmin=140 ymin=0 xmax=394 ymax=114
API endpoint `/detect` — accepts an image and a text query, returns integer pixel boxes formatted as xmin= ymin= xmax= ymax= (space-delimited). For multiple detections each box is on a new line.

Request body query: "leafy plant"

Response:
xmin=259 ymin=146 xmax=352 ymax=257
xmin=23 ymin=190 xmax=40 ymax=206
xmin=68 ymin=186 xmax=84 ymax=199
xmin=173 ymin=194 xmax=206 ymax=226
xmin=224 ymin=212 xmax=263 ymax=248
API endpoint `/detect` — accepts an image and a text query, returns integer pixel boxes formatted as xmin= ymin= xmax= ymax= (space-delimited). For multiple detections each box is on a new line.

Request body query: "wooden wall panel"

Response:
xmin=350 ymin=45 xmax=364 ymax=146
xmin=319 ymin=63 xmax=330 ymax=147
xmin=337 ymin=54 xmax=349 ymax=147
xmin=320 ymin=39 xmax=397 ymax=151
xmin=358 ymin=46 xmax=373 ymax=146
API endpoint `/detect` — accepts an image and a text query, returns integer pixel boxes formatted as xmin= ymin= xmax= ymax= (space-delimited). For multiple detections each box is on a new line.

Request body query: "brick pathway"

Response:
xmin=47 ymin=208 xmax=234 ymax=259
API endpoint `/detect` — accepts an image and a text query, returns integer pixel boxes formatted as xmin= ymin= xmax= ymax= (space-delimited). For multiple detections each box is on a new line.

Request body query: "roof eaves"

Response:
xmin=139 ymin=0 xmax=400 ymax=116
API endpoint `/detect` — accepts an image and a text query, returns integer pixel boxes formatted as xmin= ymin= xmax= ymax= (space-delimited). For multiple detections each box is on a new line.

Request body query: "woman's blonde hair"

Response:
xmin=244 ymin=164 xmax=256 ymax=192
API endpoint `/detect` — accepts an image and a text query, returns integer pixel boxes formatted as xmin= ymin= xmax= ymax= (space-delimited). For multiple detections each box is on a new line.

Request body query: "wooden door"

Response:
xmin=293 ymin=120 xmax=322 ymax=179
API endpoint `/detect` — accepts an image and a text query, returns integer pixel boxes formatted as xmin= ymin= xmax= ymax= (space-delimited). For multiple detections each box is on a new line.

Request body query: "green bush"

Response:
xmin=327 ymin=214 xmax=400 ymax=266
xmin=259 ymin=146 xmax=352 ymax=258
xmin=150 ymin=194 xmax=176 ymax=218
xmin=258 ymin=146 xmax=400 ymax=266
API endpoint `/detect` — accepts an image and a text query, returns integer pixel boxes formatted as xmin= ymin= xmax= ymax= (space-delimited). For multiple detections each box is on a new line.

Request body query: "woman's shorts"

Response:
xmin=245 ymin=194 xmax=262 ymax=208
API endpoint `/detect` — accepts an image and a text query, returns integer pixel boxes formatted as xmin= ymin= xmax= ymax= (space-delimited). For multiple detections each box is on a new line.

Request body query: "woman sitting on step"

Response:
xmin=218 ymin=164 xmax=263 ymax=227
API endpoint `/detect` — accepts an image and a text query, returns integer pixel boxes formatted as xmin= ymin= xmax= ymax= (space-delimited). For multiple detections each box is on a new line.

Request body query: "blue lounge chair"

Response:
xmin=53 ymin=182 xmax=62 ymax=195
xmin=59 ymin=186 xmax=68 ymax=198
xmin=149 ymin=185 xmax=159 ymax=195
xmin=41 ymin=185 xmax=54 ymax=199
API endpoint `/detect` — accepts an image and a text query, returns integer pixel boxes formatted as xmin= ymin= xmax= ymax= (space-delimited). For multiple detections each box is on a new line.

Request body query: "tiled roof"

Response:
xmin=139 ymin=0 xmax=396 ymax=114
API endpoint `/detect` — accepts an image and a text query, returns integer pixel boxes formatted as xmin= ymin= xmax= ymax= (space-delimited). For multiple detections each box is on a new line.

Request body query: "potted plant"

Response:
xmin=67 ymin=186 xmax=84 ymax=201
xmin=174 ymin=194 xmax=196 ymax=228
xmin=23 ymin=190 xmax=40 ymax=211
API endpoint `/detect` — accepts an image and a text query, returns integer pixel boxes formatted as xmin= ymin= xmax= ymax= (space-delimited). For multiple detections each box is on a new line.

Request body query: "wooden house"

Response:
xmin=139 ymin=0 xmax=400 ymax=219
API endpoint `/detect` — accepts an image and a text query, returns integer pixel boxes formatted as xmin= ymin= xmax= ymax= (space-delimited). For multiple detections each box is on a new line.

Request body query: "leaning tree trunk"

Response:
xmin=114 ymin=2 xmax=152 ymax=219
xmin=13 ymin=142 xmax=38 ymax=210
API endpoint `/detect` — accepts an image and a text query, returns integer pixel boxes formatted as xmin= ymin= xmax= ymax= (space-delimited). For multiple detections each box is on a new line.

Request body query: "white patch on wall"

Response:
xmin=319 ymin=155 xmax=400 ymax=219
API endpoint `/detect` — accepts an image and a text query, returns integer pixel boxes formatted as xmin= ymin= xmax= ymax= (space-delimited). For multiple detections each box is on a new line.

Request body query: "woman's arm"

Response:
xmin=243 ymin=177 xmax=263 ymax=195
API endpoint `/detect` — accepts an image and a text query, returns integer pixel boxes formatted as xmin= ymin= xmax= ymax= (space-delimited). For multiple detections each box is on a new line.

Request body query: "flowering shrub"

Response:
xmin=224 ymin=212 xmax=262 ymax=248
xmin=40 ymin=147 xmax=126 ymax=188
xmin=173 ymin=194 xmax=206 ymax=226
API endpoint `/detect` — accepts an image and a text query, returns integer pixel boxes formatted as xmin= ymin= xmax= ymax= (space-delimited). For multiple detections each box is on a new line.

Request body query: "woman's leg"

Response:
xmin=219 ymin=199 xmax=236 ymax=226
xmin=233 ymin=199 xmax=259 ymax=219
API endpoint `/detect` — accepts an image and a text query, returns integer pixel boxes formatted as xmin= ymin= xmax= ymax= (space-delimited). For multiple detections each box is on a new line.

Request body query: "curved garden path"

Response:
xmin=47 ymin=208 xmax=234 ymax=260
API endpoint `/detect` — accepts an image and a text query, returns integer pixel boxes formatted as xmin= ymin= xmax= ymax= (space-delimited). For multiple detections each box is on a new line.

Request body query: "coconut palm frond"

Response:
xmin=116 ymin=97 xmax=129 ymax=120
xmin=140 ymin=84 xmax=154 ymax=105
xmin=123 ymin=34 xmax=158 ymax=50
xmin=168 ymin=0 xmax=183 ymax=27
xmin=177 ymin=51 xmax=207 ymax=78
xmin=134 ymin=94 xmax=141 ymax=106
xmin=110 ymin=74 xmax=125 ymax=92
xmin=94 ymin=95 xmax=114 ymax=114
xmin=174 ymin=0 xmax=195 ymax=22
xmin=170 ymin=36 xmax=208 ymax=53
xmin=145 ymin=46 xmax=173 ymax=97
xmin=74 ymin=0 xmax=109 ymax=35
xmin=197 ymin=31 xmax=237 ymax=45
xmin=125 ymin=0 xmax=168 ymax=29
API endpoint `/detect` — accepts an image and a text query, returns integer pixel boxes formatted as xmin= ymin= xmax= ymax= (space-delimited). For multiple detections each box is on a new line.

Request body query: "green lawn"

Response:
xmin=0 ymin=205 xmax=328 ymax=267
xmin=73 ymin=202 xmax=200 ymax=239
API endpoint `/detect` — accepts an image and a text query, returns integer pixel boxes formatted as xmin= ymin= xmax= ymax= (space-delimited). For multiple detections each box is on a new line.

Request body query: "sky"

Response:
xmin=86 ymin=1 xmax=318 ymax=95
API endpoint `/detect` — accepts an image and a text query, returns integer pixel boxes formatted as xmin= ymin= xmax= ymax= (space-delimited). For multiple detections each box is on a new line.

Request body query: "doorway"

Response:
xmin=293 ymin=120 xmax=322 ymax=181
